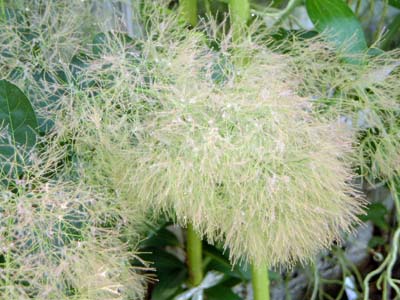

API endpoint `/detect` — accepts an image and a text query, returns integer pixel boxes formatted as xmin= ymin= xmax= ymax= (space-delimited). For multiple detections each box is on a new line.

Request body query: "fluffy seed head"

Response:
xmin=288 ymin=38 xmax=400 ymax=182
xmin=90 ymin=21 xmax=361 ymax=266
xmin=0 ymin=2 xmax=147 ymax=299
xmin=0 ymin=0 xmax=366 ymax=278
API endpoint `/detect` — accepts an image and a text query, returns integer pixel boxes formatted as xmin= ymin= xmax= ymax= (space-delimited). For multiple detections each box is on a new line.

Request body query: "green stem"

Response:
xmin=187 ymin=223 xmax=203 ymax=286
xmin=273 ymin=0 xmax=302 ymax=26
xmin=355 ymin=0 xmax=362 ymax=15
xmin=0 ymin=0 xmax=5 ymax=21
xmin=229 ymin=0 xmax=250 ymax=40
xmin=204 ymin=0 xmax=211 ymax=16
xmin=229 ymin=0 xmax=250 ymax=25
xmin=180 ymin=2 xmax=202 ymax=286
xmin=180 ymin=0 xmax=198 ymax=27
xmin=380 ymin=13 xmax=400 ymax=50
xmin=374 ymin=0 xmax=388 ymax=44
xmin=251 ymin=264 xmax=270 ymax=300
xmin=272 ymin=0 xmax=286 ymax=8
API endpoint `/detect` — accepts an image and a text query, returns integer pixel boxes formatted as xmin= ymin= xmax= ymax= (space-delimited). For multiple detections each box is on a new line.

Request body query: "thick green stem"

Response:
xmin=180 ymin=0 xmax=197 ymax=27
xmin=0 ymin=0 xmax=5 ymax=21
xmin=229 ymin=0 xmax=250 ymax=40
xmin=273 ymin=0 xmax=302 ymax=26
xmin=229 ymin=0 xmax=250 ymax=25
xmin=251 ymin=264 xmax=270 ymax=300
xmin=187 ymin=223 xmax=203 ymax=286
xmin=181 ymin=2 xmax=202 ymax=286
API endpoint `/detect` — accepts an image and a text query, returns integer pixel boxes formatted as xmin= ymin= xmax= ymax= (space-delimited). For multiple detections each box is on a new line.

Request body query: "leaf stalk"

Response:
xmin=187 ymin=223 xmax=203 ymax=286
xmin=251 ymin=264 xmax=270 ymax=300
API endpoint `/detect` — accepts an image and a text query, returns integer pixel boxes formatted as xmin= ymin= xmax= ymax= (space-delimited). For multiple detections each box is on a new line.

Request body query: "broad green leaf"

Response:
xmin=3 ymin=8 xmax=24 ymax=24
xmin=205 ymin=285 xmax=241 ymax=300
xmin=141 ymin=227 xmax=180 ymax=248
xmin=141 ymin=249 xmax=186 ymax=273
xmin=358 ymin=203 xmax=388 ymax=231
xmin=269 ymin=29 xmax=319 ymax=54
xmin=92 ymin=32 xmax=108 ymax=56
xmin=0 ymin=80 xmax=37 ymax=147
xmin=69 ymin=52 xmax=100 ymax=93
xmin=152 ymin=269 xmax=186 ymax=300
xmin=203 ymin=243 xmax=251 ymax=280
xmin=305 ymin=0 xmax=367 ymax=58
xmin=31 ymin=69 xmax=67 ymax=134
xmin=389 ymin=0 xmax=400 ymax=8
xmin=143 ymin=249 xmax=187 ymax=300
xmin=70 ymin=53 xmax=91 ymax=80
xmin=92 ymin=32 xmax=134 ymax=56
xmin=0 ymin=80 xmax=38 ymax=175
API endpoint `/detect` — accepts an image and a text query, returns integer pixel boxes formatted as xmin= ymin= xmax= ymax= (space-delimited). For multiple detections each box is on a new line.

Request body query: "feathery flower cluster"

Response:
xmin=0 ymin=176 xmax=145 ymax=299
xmin=116 ymin=31 xmax=364 ymax=267
xmin=1 ymin=0 xmax=384 ymax=298
xmin=61 ymin=8 xmax=364 ymax=267
xmin=288 ymin=39 xmax=400 ymax=182
xmin=0 ymin=1 xmax=147 ymax=299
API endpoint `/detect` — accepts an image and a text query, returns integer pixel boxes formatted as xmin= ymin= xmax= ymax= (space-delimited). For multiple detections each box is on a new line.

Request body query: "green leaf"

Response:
xmin=69 ymin=53 xmax=100 ymax=92
xmin=203 ymin=243 xmax=251 ymax=280
xmin=145 ymin=249 xmax=187 ymax=300
xmin=31 ymin=69 xmax=66 ymax=134
xmin=205 ymin=284 xmax=241 ymax=300
xmin=0 ymin=80 xmax=37 ymax=148
xmin=358 ymin=202 xmax=388 ymax=231
xmin=368 ymin=236 xmax=386 ymax=248
xmin=389 ymin=0 xmax=400 ymax=9
xmin=141 ymin=227 xmax=180 ymax=248
xmin=9 ymin=67 xmax=24 ymax=81
xmin=3 ymin=8 xmax=24 ymax=24
xmin=380 ymin=13 xmax=400 ymax=50
xmin=0 ymin=80 xmax=38 ymax=175
xmin=70 ymin=53 xmax=91 ymax=79
xmin=305 ymin=0 xmax=367 ymax=59
xmin=92 ymin=32 xmax=108 ymax=56
xmin=142 ymin=250 xmax=185 ymax=271
xmin=151 ymin=269 xmax=186 ymax=300
xmin=92 ymin=32 xmax=134 ymax=56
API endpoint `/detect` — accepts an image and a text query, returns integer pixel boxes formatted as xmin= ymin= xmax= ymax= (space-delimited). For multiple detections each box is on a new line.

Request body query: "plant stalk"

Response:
xmin=181 ymin=0 xmax=202 ymax=287
xmin=180 ymin=0 xmax=197 ymax=27
xmin=380 ymin=13 xmax=400 ymax=50
xmin=229 ymin=0 xmax=250 ymax=25
xmin=0 ymin=0 xmax=5 ymax=21
xmin=229 ymin=0 xmax=250 ymax=40
xmin=187 ymin=223 xmax=203 ymax=286
xmin=251 ymin=264 xmax=270 ymax=300
xmin=228 ymin=6 xmax=270 ymax=298
xmin=273 ymin=0 xmax=302 ymax=26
